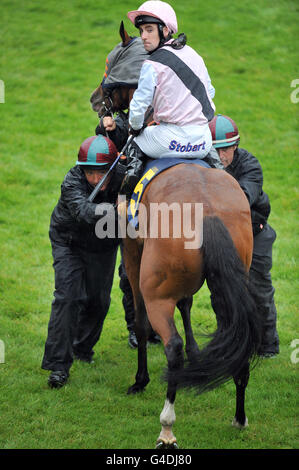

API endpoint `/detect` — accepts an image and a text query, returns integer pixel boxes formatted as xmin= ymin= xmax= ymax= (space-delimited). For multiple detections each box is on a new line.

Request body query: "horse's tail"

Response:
xmin=172 ymin=216 xmax=262 ymax=394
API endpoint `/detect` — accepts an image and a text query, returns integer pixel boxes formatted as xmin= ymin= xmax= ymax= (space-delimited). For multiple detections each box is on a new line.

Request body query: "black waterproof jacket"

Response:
xmin=225 ymin=148 xmax=271 ymax=235
xmin=49 ymin=165 xmax=125 ymax=252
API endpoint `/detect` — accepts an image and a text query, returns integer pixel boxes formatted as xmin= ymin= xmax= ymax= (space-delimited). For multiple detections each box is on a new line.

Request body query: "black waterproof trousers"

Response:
xmin=250 ymin=223 xmax=279 ymax=355
xmin=42 ymin=238 xmax=118 ymax=374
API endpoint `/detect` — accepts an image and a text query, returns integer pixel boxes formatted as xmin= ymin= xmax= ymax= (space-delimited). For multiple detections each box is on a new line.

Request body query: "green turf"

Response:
xmin=0 ymin=0 xmax=298 ymax=449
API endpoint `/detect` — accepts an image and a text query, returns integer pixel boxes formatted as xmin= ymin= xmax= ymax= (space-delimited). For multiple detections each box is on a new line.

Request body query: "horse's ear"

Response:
xmin=120 ymin=20 xmax=132 ymax=47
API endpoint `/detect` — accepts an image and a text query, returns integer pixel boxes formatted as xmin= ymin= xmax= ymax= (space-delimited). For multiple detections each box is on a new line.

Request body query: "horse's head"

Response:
xmin=90 ymin=83 xmax=136 ymax=117
xmin=90 ymin=21 xmax=148 ymax=117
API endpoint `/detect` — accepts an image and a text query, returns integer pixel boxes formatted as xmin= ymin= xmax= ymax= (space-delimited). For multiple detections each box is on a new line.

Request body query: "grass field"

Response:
xmin=0 ymin=0 xmax=298 ymax=450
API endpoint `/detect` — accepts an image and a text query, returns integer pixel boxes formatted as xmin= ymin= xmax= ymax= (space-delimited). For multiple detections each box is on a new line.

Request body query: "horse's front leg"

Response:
xmin=177 ymin=296 xmax=200 ymax=362
xmin=127 ymin=296 xmax=150 ymax=394
xmin=146 ymin=299 xmax=184 ymax=448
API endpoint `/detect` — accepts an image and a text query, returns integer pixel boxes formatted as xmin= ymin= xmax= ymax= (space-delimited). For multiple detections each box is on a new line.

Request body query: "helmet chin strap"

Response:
xmin=158 ymin=24 xmax=167 ymax=42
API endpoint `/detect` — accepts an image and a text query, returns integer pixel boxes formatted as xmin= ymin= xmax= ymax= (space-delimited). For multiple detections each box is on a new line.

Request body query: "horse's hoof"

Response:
xmin=127 ymin=383 xmax=146 ymax=394
xmin=127 ymin=376 xmax=149 ymax=394
xmin=232 ymin=417 xmax=248 ymax=429
xmin=156 ymin=439 xmax=179 ymax=449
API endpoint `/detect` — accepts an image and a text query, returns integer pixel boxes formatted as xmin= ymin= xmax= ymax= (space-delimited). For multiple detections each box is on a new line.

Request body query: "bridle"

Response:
xmin=100 ymin=89 xmax=114 ymax=118
xmin=98 ymin=86 xmax=132 ymax=138
xmin=100 ymin=85 xmax=135 ymax=118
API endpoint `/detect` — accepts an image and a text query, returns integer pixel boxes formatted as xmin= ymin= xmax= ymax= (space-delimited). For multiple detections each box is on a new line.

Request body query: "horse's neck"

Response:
xmin=114 ymin=86 xmax=134 ymax=114
xmin=115 ymin=88 xmax=153 ymax=126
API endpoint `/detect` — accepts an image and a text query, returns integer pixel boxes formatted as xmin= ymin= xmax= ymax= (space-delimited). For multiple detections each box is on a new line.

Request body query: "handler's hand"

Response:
xmin=103 ymin=116 xmax=116 ymax=132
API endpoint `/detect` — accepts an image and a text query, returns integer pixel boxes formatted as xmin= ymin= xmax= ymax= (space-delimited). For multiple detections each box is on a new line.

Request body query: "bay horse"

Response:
xmin=90 ymin=23 xmax=262 ymax=449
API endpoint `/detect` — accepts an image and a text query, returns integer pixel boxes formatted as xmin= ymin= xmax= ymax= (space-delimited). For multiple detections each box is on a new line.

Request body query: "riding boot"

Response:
xmin=120 ymin=141 xmax=146 ymax=199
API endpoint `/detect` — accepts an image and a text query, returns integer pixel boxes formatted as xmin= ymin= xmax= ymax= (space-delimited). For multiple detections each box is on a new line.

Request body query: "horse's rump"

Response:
xmin=134 ymin=163 xmax=261 ymax=394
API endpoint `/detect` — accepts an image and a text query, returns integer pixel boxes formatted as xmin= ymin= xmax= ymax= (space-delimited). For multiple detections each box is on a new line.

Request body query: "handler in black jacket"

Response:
xmin=42 ymin=135 xmax=125 ymax=388
xmin=209 ymin=114 xmax=279 ymax=357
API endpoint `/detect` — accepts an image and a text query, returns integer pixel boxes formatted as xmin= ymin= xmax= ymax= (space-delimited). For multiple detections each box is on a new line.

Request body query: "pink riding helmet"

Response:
xmin=127 ymin=1 xmax=178 ymax=34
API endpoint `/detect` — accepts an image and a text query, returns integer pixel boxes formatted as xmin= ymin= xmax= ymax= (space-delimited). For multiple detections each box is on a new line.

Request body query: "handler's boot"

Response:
xmin=48 ymin=370 xmax=69 ymax=389
xmin=120 ymin=142 xmax=146 ymax=199
xmin=128 ymin=330 xmax=138 ymax=349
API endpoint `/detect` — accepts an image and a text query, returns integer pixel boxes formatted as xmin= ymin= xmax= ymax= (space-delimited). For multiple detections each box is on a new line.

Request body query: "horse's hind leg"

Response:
xmin=157 ymin=330 xmax=184 ymax=449
xmin=232 ymin=362 xmax=250 ymax=429
xmin=177 ymin=296 xmax=200 ymax=362
xmin=145 ymin=299 xmax=184 ymax=448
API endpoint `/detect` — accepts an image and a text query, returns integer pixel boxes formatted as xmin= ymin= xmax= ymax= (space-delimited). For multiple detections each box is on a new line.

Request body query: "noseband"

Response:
xmin=100 ymin=90 xmax=114 ymax=118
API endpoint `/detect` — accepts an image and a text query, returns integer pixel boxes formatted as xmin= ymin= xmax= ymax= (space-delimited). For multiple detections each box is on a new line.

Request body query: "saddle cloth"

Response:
xmin=127 ymin=157 xmax=210 ymax=228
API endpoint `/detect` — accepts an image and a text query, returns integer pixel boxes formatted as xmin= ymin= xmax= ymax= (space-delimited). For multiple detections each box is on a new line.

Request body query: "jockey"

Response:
xmin=121 ymin=0 xmax=217 ymax=197
xmin=209 ymin=114 xmax=279 ymax=357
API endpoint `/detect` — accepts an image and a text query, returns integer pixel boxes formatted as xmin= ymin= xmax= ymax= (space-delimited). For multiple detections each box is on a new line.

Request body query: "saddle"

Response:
xmin=127 ymin=157 xmax=210 ymax=228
